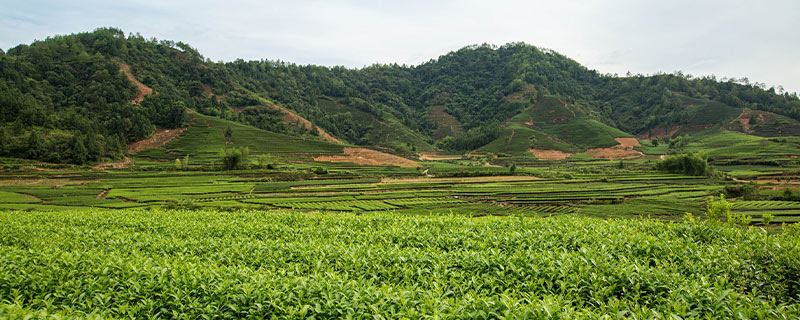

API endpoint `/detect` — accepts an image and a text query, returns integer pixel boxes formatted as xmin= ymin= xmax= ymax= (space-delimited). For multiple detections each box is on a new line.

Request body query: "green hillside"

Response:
xmin=134 ymin=112 xmax=344 ymax=165
xmin=478 ymin=96 xmax=631 ymax=155
xmin=316 ymin=97 xmax=435 ymax=154
xmin=2 ymin=28 xmax=800 ymax=165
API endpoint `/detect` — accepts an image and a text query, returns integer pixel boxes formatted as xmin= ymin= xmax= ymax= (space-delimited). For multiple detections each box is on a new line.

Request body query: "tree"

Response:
xmin=224 ymin=126 xmax=233 ymax=143
xmin=71 ymin=137 xmax=88 ymax=164
xmin=655 ymin=153 xmax=708 ymax=176
xmin=221 ymin=147 xmax=248 ymax=170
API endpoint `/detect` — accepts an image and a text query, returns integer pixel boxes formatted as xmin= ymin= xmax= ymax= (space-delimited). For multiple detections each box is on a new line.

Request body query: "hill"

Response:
xmin=1 ymin=28 xmax=800 ymax=166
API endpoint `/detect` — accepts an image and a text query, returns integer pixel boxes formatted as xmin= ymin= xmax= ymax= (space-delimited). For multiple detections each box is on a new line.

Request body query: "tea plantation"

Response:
xmin=1 ymin=209 xmax=799 ymax=318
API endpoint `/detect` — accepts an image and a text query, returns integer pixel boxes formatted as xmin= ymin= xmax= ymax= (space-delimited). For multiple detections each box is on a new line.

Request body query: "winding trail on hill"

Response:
xmin=116 ymin=62 xmax=154 ymax=104
xmin=264 ymin=103 xmax=342 ymax=144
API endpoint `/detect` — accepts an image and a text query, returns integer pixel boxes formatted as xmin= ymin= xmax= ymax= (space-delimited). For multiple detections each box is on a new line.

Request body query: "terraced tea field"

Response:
xmin=0 ymin=168 xmax=720 ymax=219
xmin=732 ymin=201 xmax=800 ymax=223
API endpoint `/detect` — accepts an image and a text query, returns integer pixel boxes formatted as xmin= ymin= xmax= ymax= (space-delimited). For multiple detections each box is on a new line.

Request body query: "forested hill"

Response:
xmin=2 ymin=28 xmax=799 ymax=164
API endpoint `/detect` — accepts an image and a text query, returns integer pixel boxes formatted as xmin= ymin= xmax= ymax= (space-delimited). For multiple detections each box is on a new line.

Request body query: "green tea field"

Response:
xmin=1 ymin=209 xmax=798 ymax=318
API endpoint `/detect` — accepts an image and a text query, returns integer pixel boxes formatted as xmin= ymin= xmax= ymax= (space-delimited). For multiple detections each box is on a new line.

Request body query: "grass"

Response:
xmin=0 ymin=209 xmax=798 ymax=318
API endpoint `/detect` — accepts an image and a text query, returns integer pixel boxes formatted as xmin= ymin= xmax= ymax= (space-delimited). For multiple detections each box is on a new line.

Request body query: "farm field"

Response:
xmin=1 ymin=209 xmax=799 ymax=318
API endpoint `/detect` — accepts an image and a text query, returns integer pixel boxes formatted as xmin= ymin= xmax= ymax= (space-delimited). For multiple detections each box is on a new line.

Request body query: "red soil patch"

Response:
xmin=528 ymin=149 xmax=573 ymax=160
xmin=725 ymin=109 xmax=765 ymax=134
xmin=127 ymin=128 xmax=187 ymax=153
xmin=315 ymin=147 xmax=418 ymax=167
xmin=116 ymin=62 xmax=154 ymax=104
xmin=265 ymin=103 xmax=342 ymax=144
xmin=202 ymin=84 xmax=214 ymax=98
xmin=614 ymin=137 xmax=641 ymax=148
xmin=428 ymin=105 xmax=464 ymax=139
xmin=584 ymin=137 xmax=644 ymax=160
xmin=418 ymin=152 xmax=461 ymax=161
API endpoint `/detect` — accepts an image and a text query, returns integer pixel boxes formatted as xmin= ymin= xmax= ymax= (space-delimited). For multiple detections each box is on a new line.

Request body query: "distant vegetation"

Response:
xmin=656 ymin=153 xmax=709 ymax=176
xmin=2 ymin=28 xmax=800 ymax=164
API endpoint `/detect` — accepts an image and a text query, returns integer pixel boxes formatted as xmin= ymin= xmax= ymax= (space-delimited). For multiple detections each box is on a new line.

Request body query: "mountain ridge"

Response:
xmin=1 ymin=28 xmax=799 ymax=165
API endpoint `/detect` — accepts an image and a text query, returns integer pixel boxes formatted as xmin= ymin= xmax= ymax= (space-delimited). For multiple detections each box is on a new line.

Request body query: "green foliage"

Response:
xmin=1 ymin=209 xmax=799 ymax=318
xmin=761 ymin=213 xmax=775 ymax=225
xmin=656 ymin=153 xmax=709 ymax=176
xmin=723 ymin=182 xmax=759 ymax=200
xmin=705 ymin=195 xmax=733 ymax=221
xmin=438 ymin=124 xmax=499 ymax=151
xmin=221 ymin=147 xmax=248 ymax=170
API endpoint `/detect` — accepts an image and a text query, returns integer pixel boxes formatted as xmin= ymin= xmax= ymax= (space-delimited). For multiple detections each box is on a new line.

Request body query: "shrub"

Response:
xmin=655 ymin=152 xmax=708 ymax=176
xmin=221 ymin=147 xmax=249 ymax=170
xmin=762 ymin=213 xmax=775 ymax=226
xmin=705 ymin=194 xmax=732 ymax=222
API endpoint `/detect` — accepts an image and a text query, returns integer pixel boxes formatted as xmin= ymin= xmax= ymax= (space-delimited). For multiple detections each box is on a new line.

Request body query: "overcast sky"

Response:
xmin=2 ymin=0 xmax=798 ymax=93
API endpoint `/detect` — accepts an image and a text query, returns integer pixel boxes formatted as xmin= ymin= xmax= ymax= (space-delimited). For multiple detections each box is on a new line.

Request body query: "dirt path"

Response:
xmin=96 ymin=189 xmax=109 ymax=199
xmin=265 ymin=103 xmax=342 ymax=144
xmin=116 ymin=62 xmax=154 ymax=104
xmin=315 ymin=147 xmax=417 ymax=167
xmin=128 ymin=128 xmax=188 ymax=153
xmin=20 ymin=193 xmax=42 ymax=202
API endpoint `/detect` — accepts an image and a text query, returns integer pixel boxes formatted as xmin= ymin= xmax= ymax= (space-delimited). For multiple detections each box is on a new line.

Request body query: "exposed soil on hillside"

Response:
xmin=505 ymin=86 xmax=536 ymax=103
xmin=93 ymin=157 xmax=134 ymax=170
xmin=202 ymin=84 xmax=214 ymax=97
xmin=127 ymin=128 xmax=187 ymax=153
xmin=418 ymin=152 xmax=462 ymax=161
xmin=528 ymin=149 xmax=573 ymax=160
xmin=638 ymin=126 xmax=681 ymax=139
xmin=228 ymin=106 xmax=247 ymax=114
xmin=428 ymin=105 xmax=463 ymax=139
xmin=315 ymin=147 xmax=417 ymax=167
xmin=725 ymin=109 xmax=768 ymax=134
xmin=265 ymin=103 xmax=342 ymax=144
xmin=584 ymin=137 xmax=643 ymax=160
xmin=614 ymin=137 xmax=641 ymax=148
xmin=96 ymin=189 xmax=109 ymax=199
xmin=116 ymin=62 xmax=154 ymax=104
